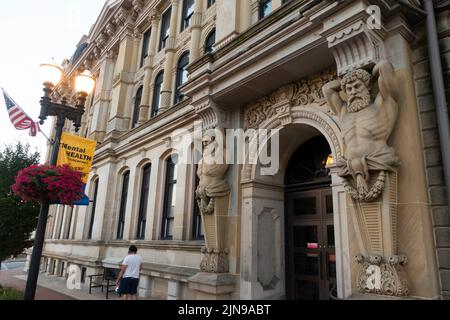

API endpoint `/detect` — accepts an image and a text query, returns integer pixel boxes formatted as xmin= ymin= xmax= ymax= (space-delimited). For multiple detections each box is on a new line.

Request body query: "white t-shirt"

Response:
xmin=122 ymin=254 xmax=142 ymax=279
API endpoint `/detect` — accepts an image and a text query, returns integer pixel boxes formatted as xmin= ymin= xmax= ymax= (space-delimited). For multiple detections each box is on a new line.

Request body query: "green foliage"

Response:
xmin=0 ymin=285 xmax=24 ymax=300
xmin=0 ymin=142 xmax=40 ymax=197
xmin=0 ymin=142 xmax=40 ymax=262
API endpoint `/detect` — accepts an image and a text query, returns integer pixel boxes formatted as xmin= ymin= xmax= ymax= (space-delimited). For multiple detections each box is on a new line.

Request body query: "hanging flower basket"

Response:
xmin=12 ymin=164 xmax=84 ymax=205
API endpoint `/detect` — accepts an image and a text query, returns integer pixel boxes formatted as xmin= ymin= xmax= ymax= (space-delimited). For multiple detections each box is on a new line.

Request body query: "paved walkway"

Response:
xmin=0 ymin=269 xmax=74 ymax=300
xmin=1 ymin=269 xmax=156 ymax=300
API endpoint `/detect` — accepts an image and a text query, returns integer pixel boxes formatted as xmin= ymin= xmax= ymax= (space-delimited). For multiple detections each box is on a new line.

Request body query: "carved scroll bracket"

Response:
xmin=325 ymin=19 xmax=386 ymax=76
xmin=194 ymin=98 xmax=231 ymax=131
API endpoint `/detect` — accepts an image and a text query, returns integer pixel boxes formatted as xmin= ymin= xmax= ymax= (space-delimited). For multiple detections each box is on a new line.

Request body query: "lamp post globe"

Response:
xmin=39 ymin=63 xmax=63 ymax=88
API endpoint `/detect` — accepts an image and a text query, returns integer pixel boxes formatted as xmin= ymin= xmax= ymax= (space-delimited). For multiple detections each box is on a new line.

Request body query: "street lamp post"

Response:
xmin=23 ymin=63 xmax=95 ymax=300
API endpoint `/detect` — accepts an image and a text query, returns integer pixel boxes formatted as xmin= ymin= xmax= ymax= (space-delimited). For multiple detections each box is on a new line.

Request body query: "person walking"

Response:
xmin=116 ymin=245 xmax=142 ymax=300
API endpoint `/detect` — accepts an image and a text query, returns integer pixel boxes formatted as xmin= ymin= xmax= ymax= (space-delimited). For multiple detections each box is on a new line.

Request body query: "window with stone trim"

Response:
xmin=132 ymin=86 xmax=143 ymax=128
xmin=140 ymin=28 xmax=151 ymax=68
xmin=159 ymin=8 xmax=172 ymax=51
xmin=192 ymin=164 xmax=204 ymax=240
xmin=259 ymin=0 xmax=272 ymax=19
xmin=117 ymin=171 xmax=130 ymax=240
xmin=151 ymin=71 xmax=164 ymax=117
xmin=137 ymin=164 xmax=151 ymax=240
xmin=181 ymin=0 xmax=195 ymax=32
xmin=175 ymin=52 xmax=190 ymax=104
xmin=204 ymin=29 xmax=216 ymax=54
xmin=161 ymin=155 xmax=178 ymax=240
xmin=207 ymin=0 xmax=215 ymax=8
xmin=87 ymin=179 xmax=99 ymax=240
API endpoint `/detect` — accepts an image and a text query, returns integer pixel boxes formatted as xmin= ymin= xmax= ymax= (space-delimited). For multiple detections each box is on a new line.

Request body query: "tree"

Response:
xmin=0 ymin=142 xmax=40 ymax=265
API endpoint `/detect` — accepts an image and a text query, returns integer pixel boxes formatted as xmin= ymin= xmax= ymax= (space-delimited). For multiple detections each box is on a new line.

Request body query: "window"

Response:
xmin=65 ymin=207 xmax=73 ymax=239
xmin=175 ymin=53 xmax=190 ymax=104
xmin=140 ymin=28 xmax=151 ymax=68
xmin=207 ymin=0 xmax=215 ymax=8
xmin=117 ymin=171 xmax=130 ymax=240
xmin=151 ymin=71 xmax=164 ymax=117
xmin=181 ymin=0 xmax=195 ymax=31
xmin=137 ymin=164 xmax=151 ymax=239
xmin=132 ymin=86 xmax=143 ymax=128
xmin=87 ymin=179 xmax=99 ymax=239
xmin=159 ymin=8 xmax=172 ymax=51
xmin=204 ymin=29 xmax=216 ymax=53
xmin=162 ymin=156 xmax=178 ymax=239
xmin=259 ymin=0 xmax=272 ymax=19
xmin=192 ymin=165 xmax=204 ymax=240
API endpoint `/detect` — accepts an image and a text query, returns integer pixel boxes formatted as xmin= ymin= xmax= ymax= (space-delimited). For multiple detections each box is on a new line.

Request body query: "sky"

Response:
xmin=0 ymin=0 xmax=107 ymax=162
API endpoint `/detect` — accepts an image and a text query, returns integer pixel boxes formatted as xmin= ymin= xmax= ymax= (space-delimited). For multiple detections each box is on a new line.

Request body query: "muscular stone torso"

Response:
xmin=341 ymin=99 xmax=396 ymax=160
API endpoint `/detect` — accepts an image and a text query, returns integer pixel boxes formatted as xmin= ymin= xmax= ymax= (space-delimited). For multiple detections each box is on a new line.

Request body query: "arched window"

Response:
xmin=162 ymin=155 xmax=178 ymax=239
xmin=137 ymin=164 xmax=151 ymax=239
xmin=87 ymin=179 xmax=99 ymax=240
xmin=132 ymin=86 xmax=143 ymax=128
xmin=117 ymin=171 xmax=130 ymax=239
xmin=151 ymin=71 xmax=164 ymax=118
xmin=204 ymin=29 xmax=216 ymax=54
xmin=175 ymin=53 xmax=190 ymax=104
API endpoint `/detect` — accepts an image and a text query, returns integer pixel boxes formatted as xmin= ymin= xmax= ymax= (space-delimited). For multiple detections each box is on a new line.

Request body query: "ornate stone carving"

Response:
xmin=195 ymin=100 xmax=230 ymax=131
xmin=200 ymin=247 xmax=229 ymax=273
xmin=356 ymin=254 xmax=409 ymax=297
xmin=326 ymin=20 xmax=385 ymax=76
xmin=245 ymin=70 xmax=337 ymax=129
xmin=323 ymin=61 xmax=407 ymax=297
xmin=132 ymin=0 xmax=144 ymax=15
xmin=196 ymin=132 xmax=230 ymax=216
xmin=196 ymin=129 xmax=231 ymax=274
xmin=105 ymin=22 xmax=117 ymax=37
xmin=114 ymin=7 xmax=129 ymax=27
xmin=323 ymin=61 xmax=399 ymax=202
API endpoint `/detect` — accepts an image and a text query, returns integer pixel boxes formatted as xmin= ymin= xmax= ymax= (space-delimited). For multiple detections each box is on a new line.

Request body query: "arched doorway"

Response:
xmin=285 ymin=135 xmax=336 ymax=300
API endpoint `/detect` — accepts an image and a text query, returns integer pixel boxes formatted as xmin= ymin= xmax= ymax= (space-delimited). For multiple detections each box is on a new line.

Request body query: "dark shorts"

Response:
xmin=118 ymin=277 xmax=139 ymax=295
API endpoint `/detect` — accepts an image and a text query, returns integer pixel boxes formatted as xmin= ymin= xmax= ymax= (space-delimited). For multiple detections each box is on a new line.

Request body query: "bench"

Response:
xmin=88 ymin=268 xmax=119 ymax=299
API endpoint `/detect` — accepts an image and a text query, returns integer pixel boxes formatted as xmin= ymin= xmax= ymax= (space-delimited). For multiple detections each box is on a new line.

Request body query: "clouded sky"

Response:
xmin=0 ymin=0 xmax=106 ymax=161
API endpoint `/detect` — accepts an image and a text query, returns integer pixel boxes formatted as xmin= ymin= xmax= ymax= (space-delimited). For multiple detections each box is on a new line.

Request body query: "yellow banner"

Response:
xmin=57 ymin=133 xmax=97 ymax=184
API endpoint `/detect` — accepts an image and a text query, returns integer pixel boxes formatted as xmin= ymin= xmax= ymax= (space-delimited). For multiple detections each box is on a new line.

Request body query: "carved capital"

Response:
xmin=200 ymin=247 xmax=229 ymax=273
xmin=356 ymin=254 xmax=409 ymax=297
xmin=326 ymin=20 xmax=385 ymax=76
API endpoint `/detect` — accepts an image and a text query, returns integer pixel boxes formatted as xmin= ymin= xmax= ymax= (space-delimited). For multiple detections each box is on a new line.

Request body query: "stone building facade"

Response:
xmin=28 ymin=0 xmax=450 ymax=299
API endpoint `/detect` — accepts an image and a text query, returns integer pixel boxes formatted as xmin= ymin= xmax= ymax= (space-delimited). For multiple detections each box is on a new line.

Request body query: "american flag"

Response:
xmin=2 ymin=88 xmax=40 ymax=137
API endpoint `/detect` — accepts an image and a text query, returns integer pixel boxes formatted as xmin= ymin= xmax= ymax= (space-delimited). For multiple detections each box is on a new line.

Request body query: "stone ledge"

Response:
xmin=188 ymin=273 xmax=235 ymax=295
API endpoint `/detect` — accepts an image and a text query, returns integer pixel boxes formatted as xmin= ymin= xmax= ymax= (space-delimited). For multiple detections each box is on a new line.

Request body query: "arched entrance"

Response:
xmin=239 ymin=105 xmax=352 ymax=300
xmin=284 ymin=135 xmax=336 ymax=300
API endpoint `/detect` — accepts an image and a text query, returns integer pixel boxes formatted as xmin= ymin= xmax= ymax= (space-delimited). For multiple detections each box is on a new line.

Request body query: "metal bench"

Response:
xmin=88 ymin=268 xmax=119 ymax=299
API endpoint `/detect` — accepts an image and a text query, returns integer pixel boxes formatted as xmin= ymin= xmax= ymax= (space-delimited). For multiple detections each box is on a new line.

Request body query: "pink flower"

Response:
xmin=12 ymin=164 xmax=84 ymax=205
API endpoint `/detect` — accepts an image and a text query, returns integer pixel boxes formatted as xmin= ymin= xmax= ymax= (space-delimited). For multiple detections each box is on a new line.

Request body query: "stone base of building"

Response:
xmin=187 ymin=273 xmax=235 ymax=300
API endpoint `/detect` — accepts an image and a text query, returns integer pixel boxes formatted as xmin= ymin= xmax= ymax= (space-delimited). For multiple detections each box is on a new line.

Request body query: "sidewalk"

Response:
xmin=0 ymin=269 xmax=74 ymax=300
xmin=1 ymin=269 xmax=156 ymax=300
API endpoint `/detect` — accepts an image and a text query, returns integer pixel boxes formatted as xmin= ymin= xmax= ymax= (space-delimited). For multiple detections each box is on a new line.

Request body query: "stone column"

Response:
xmin=159 ymin=0 xmax=181 ymax=112
xmin=139 ymin=11 xmax=161 ymax=125
xmin=189 ymin=0 xmax=204 ymax=62
xmin=90 ymin=51 xmax=116 ymax=142
xmin=107 ymin=32 xmax=137 ymax=134
xmin=46 ymin=258 xmax=53 ymax=275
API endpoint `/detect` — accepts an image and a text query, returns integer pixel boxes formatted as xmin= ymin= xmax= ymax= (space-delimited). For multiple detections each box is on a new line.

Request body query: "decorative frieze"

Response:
xmin=245 ymin=70 xmax=337 ymax=130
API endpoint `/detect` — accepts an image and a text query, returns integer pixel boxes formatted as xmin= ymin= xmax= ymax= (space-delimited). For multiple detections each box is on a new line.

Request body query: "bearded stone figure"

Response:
xmin=323 ymin=61 xmax=400 ymax=201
